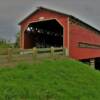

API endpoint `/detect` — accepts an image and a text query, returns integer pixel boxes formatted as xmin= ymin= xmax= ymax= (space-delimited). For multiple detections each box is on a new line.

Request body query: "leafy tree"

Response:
xmin=14 ymin=32 xmax=20 ymax=48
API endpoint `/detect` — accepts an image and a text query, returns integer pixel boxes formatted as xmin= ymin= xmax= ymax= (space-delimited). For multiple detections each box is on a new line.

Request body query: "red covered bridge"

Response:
xmin=19 ymin=7 xmax=100 ymax=69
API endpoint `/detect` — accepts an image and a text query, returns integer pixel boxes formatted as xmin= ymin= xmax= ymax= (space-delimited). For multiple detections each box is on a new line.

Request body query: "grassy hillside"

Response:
xmin=0 ymin=58 xmax=100 ymax=100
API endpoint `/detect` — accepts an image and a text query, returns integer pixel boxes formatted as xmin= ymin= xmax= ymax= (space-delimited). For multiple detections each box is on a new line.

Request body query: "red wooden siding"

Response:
xmin=20 ymin=9 xmax=69 ymax=49
xmin=69 ymin=22 xmax=100 ymax=60
xmin=19 ymin=7 xmax=100 ymax=60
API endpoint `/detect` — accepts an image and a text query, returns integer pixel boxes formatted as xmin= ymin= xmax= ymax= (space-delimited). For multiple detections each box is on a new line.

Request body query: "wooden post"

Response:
xmin=8 ymin=48 xmax=12 ymax=62
xmin=32 ymin=47 xmax=37 ymax=59
xmin=21 ymin=48 xmax=24 ymax=55
xmin=90 ymin=59 xmax=95 ymax=69
xmin=64 ymin=48 xmax=69 ymax=56
xmin=63 ymin=48 xmax=66 ymax=56
xmin=51 ymin=47 xmax=54 ymax=56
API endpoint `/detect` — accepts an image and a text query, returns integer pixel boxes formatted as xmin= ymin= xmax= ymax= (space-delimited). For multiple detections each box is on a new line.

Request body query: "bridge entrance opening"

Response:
xmin=24 ymin=19 xmax=63 ymax=49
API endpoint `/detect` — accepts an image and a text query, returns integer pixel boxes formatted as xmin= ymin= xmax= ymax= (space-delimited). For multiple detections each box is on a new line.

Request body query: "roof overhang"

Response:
xmin=18 ymin=6 xmax=100 ymax=33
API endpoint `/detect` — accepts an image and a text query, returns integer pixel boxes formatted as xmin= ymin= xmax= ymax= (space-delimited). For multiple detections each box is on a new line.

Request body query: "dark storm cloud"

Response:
xmin=0 ymin=0 xmax=100 ymax=42
xmin=35 ymin=0 xmax=100 ymax=28
xmin=0 ymin=0 xmax=37 ymax=42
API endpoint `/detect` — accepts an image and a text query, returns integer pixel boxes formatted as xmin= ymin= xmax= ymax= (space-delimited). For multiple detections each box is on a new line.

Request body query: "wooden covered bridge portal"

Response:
xmin=24 ymin=19 xmax=63 ymax=49
xmin=19 ymin=7 xmax=100 ymax=70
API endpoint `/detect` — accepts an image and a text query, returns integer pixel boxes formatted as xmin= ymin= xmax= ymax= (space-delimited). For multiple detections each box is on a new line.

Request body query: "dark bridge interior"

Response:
xmin=95 ymin=58 xmax=100 ymax=70
xmin=24 ymin=19 xmax=63 ymax=49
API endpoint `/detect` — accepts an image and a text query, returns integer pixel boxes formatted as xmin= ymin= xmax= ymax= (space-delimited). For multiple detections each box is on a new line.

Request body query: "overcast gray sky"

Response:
xmin=0 ymin=0 xmax=100 ymax=42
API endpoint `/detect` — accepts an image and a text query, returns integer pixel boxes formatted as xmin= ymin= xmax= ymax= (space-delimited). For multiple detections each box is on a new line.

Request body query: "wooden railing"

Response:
xmin=0 ymin=47 xmax=67 ymax=64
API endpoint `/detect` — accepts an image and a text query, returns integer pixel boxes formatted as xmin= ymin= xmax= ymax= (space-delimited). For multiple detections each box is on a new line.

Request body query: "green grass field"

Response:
xmin=0 ymin=43 xmax=10 ymax=48
xmin=0 ymin=58 xmax=100 ymax=100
